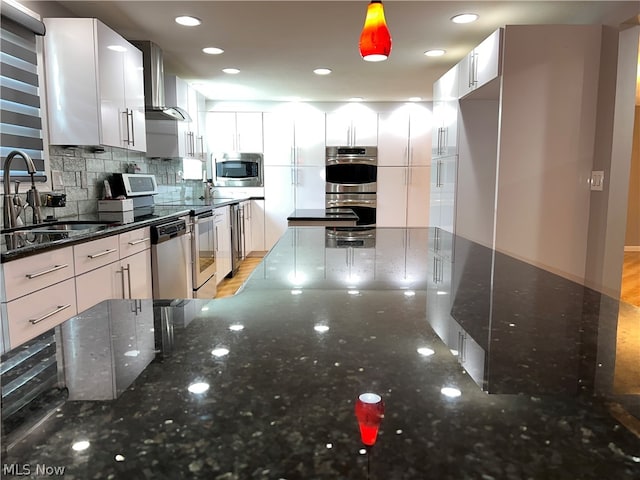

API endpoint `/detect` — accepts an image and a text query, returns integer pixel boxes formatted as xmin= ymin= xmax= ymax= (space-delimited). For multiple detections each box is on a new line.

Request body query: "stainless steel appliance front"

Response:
xmin=325 ymin=146 xmax=377 ymax=193
xmin=192 ymin=211 xmax=217 ymax=298
xmin=325 ymin=146 xmax=377 ymax=227
xmin=213 ymin=152 xmax=263 ymax=187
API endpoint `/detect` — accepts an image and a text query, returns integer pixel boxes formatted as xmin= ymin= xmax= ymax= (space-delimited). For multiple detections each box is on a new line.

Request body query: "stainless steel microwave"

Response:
xmin=213 ymin=152 xmax=263 ymax=187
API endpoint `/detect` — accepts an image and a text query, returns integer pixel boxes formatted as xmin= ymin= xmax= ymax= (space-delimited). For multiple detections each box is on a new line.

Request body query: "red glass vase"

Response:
xmin=355 ymin=392 xmax=385 ymax=446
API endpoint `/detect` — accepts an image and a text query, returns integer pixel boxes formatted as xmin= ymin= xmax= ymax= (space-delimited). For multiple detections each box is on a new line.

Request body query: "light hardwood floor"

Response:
xmin=215 ymin=257 xmax=263 ymax=298
xmin=622 ymin=251 xmax=640 ymax=307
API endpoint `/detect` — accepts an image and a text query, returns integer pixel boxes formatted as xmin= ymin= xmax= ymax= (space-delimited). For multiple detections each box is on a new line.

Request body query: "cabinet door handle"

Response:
xmin=30 ymin=304 xmax=71 ymax=324
xmin=128 ymin=238 xmax=150 ymax=246
xmin=129 ymin=109 xmax=135 ymax=146
xmin=87 ymin=248 xmax=117 ymax=259
xmin=25 ymin=263 xmax=69 ymax=279
xmin=125 ymin=264 xmax=133 ymax=299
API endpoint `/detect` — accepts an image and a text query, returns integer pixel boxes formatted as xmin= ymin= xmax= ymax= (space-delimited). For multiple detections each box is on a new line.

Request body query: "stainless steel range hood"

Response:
xmin=131 ymin=40 xmax=191 ymax=122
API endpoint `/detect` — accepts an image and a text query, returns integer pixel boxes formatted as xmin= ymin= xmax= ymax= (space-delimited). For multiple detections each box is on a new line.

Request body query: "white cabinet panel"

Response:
xmin=123 ymin=249 xmax=153 ymax=299
xmin=44 ymin=18 xmax=146 ymax=151
xmin=263 ymin=112 xmax=294 ymax=166
xmin=6 ymin=279 xmax=77 ymax=350
xmin=119 ymin=227 xmax=151 ymax=258
xmin=73 ymin=236 xmax=120 ymax=276
xmin=294 ymin=166 xmax=325 ymax=209
xmin=264 ymin=166 xmax=295 ymax=250
xmin=378 ymin=110 xmax=410 ymax=167
xmin=376 ymin=167 xmax=408 ymax=227
xmin=458 ymin=28 xmax=503 ymax=98
xmin=208 ymin=112 xmax=263 ymax=153
xmin=76 ymin=261 xmax=122 ymax=313
xmin=2 ymin=247 xmax=74 ymax=301
xmin=432 ymin=65 xmax=459 ymax=159
xmin=249 ymin=199 xmax=266 ymax=252
xmin=215 ymin=206 xmax=232 ymax=282
xmin=406 ymin=166 xmax=430 ymax=228
xmin=326 ymin=108 xmax=378 ymax=146
xmin=377 ymin=165 xmax=430 ymax=228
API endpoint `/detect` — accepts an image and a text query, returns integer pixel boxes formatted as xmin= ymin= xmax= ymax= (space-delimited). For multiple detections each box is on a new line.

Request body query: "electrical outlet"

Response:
xmin=590 ymin=171 xmax=604 ymax=191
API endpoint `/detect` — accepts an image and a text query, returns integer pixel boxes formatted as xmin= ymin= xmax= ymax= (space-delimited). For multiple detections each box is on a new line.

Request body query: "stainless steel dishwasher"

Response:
xmin=151 ymin=217 xmax=192 ymax=299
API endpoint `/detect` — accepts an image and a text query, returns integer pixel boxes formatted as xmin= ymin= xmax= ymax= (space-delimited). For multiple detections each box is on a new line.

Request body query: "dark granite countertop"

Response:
xmin=1 ymin=227 xmax=638 ymax=479
xmin=0 ymin=195 xmax=261 ymax=262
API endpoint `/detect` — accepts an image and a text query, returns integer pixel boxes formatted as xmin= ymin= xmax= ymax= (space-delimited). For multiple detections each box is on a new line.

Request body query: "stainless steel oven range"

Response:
xmin=325 ymin=146 xmax=377 ymax=227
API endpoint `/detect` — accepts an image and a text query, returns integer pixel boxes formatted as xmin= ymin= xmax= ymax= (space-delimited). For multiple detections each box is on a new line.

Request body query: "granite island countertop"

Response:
xmin=1 ymin=227 xmax=638 ymax=479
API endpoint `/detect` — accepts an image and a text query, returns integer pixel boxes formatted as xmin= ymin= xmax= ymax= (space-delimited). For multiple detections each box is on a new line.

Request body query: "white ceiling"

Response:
xmin=29 ymin=1 xmax=640 ymax=102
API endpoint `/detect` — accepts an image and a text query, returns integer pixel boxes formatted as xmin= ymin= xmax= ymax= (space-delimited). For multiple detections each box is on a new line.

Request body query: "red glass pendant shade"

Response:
xmin=355 ymin=393 xmax=385 ymax=446
xmin=359 ymin=0 xmax=392 ymax=62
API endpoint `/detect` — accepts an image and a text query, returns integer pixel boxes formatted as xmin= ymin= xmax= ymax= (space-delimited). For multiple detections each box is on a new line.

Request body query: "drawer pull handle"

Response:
xmin=26 ymin=263 xmax=69 ymax=279
xmin=87 ymin=248 xmax=117 ymax=259
xmin=128 ymin=238 xmax=150 ymax=246
xmin=30 ymin=304 xmax=71 ymax=324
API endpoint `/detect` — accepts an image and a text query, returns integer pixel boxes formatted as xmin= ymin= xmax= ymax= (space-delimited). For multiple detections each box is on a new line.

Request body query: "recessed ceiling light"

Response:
xmin=203 ymin=47 xmax=224 ymax=55
xmin=349 ymin=97 xmax=364 ymax=102
xmin=424 ymin=49 xmax=446 ymax=57
xmin=451 ymin=13 xmax=479 ymax=24
xmin=175 ymin=16 xmax=201 ymax=27
xmin=313 ymin=68 xmax=332 ymax=75
xmin=408 ymin=97 xmax=422 ymax=102
xmin=222 ymin=68 xmax=240 ymax=74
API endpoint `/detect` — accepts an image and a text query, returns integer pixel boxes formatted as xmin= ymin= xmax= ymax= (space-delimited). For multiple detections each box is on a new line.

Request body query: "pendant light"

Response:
xmin=359 ymin=0 xmax=392 ymax=62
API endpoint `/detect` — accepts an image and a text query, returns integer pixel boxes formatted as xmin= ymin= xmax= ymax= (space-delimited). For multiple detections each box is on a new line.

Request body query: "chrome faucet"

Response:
xmin=3 ymin=150 xmax=42 ymax=229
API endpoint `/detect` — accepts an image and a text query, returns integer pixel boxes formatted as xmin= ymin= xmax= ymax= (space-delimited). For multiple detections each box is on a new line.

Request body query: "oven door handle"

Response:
xmin=327 ymin=199 xmax=376 ymax=207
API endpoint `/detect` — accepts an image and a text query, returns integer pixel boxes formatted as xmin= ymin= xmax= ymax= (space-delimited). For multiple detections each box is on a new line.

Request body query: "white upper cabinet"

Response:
xmin=432 ymin=64 xmax=459 ymax=159
xmin=44 ymin=18 xmax=146 ymax=152
xmin=378 ymin=106 xmax=432 ymax=167
xmin=326 ymin=106 xmax=378 ymax=146
xmin=458 ymin=28 xmax=503 ymax=98
xmin=145 ymin=75 xmax=205 ymax=160
xmin=207 ymin=112 xmax=263 ymax=153
xmin=264 ymin=106 xmax=325 ymax=166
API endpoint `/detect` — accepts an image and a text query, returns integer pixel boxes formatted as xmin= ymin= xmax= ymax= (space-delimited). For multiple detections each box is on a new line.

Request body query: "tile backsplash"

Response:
xmin=42 ymin=145 xmax=190 ymax=220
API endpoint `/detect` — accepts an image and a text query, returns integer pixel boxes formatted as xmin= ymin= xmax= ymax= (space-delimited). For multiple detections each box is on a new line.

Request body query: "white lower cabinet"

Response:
xmin=75 ymin=227 xmax=152 ymax=313
xmin=1 ymin=246 xmax=77 ymax=351
xmin=4 ymin=279 xmax=78 ymax=351
xmin=249 ymin=199 xmax=266 ymax=253
xmin=264 ymin=165 xmax=325 ymax=250
xmin=215 ymin=206 xmax=232 ymax=283
xmin=75 ymin=249 xmax=152 ymax=313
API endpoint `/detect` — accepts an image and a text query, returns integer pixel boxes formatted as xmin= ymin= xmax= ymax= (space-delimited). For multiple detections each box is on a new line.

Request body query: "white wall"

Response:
xmin=494 ymin=25 xmax=605 ymax=283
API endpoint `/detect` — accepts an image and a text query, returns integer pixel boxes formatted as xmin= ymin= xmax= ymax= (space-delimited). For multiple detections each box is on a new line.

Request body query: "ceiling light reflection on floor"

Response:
xmin=188 ymin=382 xmax=210 ymax=394
xmin=417 ymin=347 xmax=435 ymax=356
xmin=440 ymin=386 xmax=462 ymax=398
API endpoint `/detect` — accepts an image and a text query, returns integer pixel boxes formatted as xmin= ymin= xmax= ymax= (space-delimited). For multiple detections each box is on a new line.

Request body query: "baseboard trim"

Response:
xmin=624 ymin=246 xmax=640 ymax=252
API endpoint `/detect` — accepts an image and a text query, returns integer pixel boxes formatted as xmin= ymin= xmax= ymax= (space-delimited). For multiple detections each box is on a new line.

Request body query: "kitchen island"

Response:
xmin=1 ymin=227 xmax=638 ymax=479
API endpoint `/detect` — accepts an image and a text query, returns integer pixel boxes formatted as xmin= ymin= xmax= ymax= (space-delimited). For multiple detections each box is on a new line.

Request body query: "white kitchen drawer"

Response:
xmin=6 ymin=278 xmax=78 ymax=349
xmin=119 ymin=227 xmax=151 ymax=258
xmin=2 ymin=247 xmax=74 ymax=301
xmin=74 ymin=236 xmax=120 ymax=275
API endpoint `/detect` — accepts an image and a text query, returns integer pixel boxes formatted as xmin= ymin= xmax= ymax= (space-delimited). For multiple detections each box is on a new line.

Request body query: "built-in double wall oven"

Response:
xmin=325 ymin=146 xmax=377 ymax=227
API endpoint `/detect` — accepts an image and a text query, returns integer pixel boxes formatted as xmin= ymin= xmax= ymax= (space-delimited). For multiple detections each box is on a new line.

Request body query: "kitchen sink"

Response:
xmin=2 ymin=220 xmax=116 ymax=250
xmin=1 ymin=220 xmax=115 ymax=235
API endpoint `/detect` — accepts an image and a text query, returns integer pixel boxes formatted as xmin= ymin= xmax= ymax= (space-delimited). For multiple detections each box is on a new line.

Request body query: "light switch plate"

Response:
xmin=590 ymin=171 xmax=604 ymax=191
xmin=51 ymin=170 xmax=64 ymax=190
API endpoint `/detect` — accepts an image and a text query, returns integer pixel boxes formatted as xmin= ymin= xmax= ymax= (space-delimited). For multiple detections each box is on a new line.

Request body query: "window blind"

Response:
xmin=0 ymin=3 xmax=47 ymax=183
